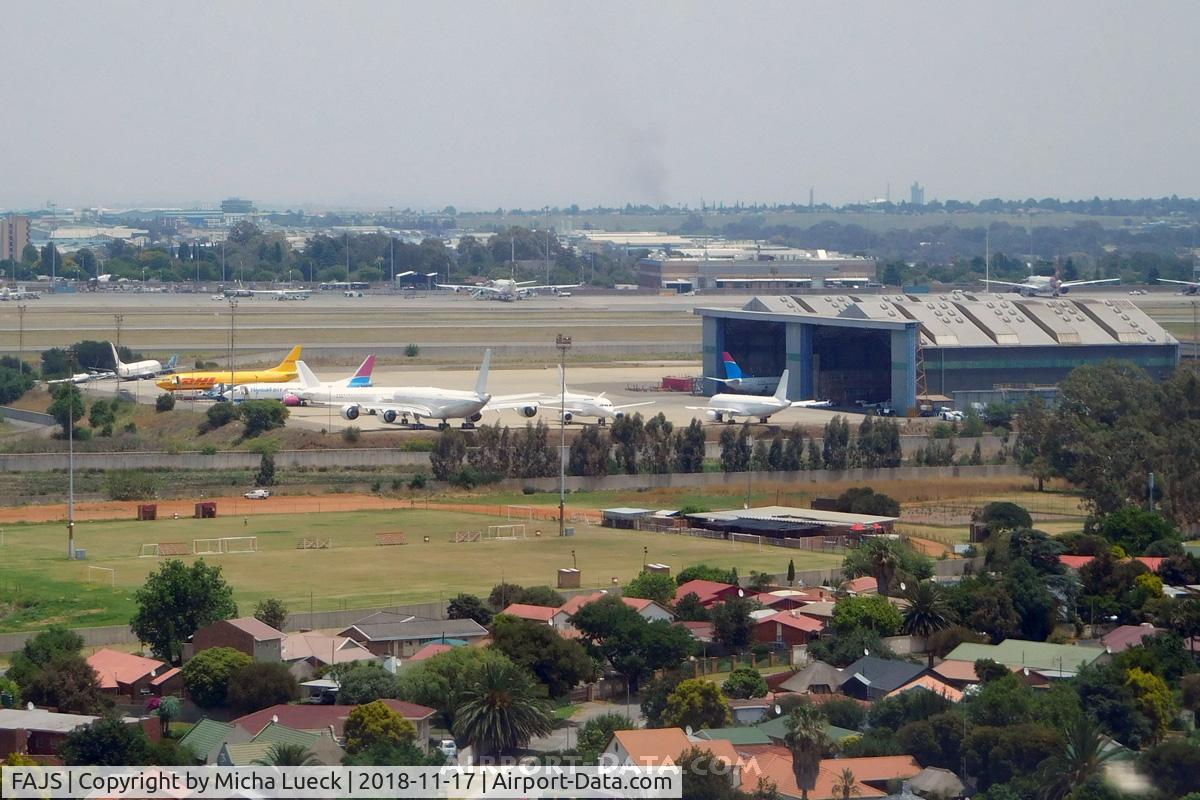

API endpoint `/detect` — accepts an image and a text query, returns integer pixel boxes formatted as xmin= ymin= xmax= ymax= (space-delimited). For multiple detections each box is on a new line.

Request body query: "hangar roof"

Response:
xmin=698 ymin=293 xmax=1175 ymax=348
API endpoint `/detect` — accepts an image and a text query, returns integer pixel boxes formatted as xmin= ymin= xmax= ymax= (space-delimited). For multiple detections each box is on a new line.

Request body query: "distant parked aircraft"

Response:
xmin=981 ymin=272 xmax=1119 ymax=297
xmin=494 ymin=366 xmax=654 ymax=424
xmin=1156 ymin=277 xmax=1200 ymax=295
xmin=687 ymin=369 xmax=830 ymax=423
xmin=106 ymin=343 xmax=179 ymax=381
xmin=224 ymin=355 xmax=375 ymax=405
xmin=436 ymin=278 xmax=580 ymax=301
xmin=156 ymin=346 xmax=302 ymax=391
xmin=707 ymin=352 xmax=780 ymax=394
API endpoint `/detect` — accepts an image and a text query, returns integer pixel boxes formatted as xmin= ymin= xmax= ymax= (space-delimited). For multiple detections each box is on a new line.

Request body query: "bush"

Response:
xmin=721 ymin=667 xmax=768 ymax=699
xmin=104 ymin=470 xmax=161 ymax=501
xmin=835 ymin=487 xmax=901 ymax=517
xmin=239 ymin=400 xmax=288 ymax=438
xmin=182 ymin=647 xmax=253 ymax=708
xmin=342 ymin=426 xmax=361 ymax=443
xmin=205 ymin=402 xmax=238 ymax=430
xmin=226 ymin=662 xmax=299 ymax=714
xmin=155 ymin=394 xmax=175 ymax=412
xmin=407 ymin=473 xmax=427 ymax=490
xmin=404 ymin=343 xmax=420 ymax=358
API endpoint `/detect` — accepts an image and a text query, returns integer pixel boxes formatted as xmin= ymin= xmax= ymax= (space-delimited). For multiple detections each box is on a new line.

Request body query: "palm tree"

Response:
xmin=832 ymin=768 xmax=861 ymax=800
xmin=253 ymin=742 xmax=319 ymax=766
xmin=900 ymin=582 xmax=955 ymax=666
xmin=1035 ymin=715 xmax=1119 ymax=800
xmin=783 ymin=703 xmax=830 ymax=800
xmin=453 ymin=660 xmax=554 ymax=760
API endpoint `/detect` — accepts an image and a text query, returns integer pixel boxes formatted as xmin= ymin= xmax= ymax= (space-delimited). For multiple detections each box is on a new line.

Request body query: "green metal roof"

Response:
xmin=251 ymin=722 xmax=322 ymax=749
xmin=754 ymin=716 xmax=858 ymax=743
xmin=222 ymin=741 xmax=278 ymax=767
xmin=945 ymin=640 xmax=1104 ymax=675
xmin=178 ymin=718 xmax=235 ymax=761
xmin=696 ymin=727 xmax=772 ymax=745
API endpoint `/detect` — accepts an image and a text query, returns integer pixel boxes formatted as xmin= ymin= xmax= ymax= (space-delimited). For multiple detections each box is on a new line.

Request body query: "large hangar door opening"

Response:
xmin=723 ymin=319 xmax=785 ymax=381
xmin=813 ymin=326 xmax=890 ymax=405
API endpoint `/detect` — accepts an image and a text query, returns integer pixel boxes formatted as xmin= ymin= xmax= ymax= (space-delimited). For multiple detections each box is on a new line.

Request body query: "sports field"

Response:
xmin=0 ymin=507 xmax=842 ymax=632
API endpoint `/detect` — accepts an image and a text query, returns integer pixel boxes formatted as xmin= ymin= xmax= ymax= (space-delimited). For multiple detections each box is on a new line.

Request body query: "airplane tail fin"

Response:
xmin=348 ymin=354 xmax=375 ymax=387
xmin=475 ymin=349 xmax=492 ymax=396
xmin=296 ymin=360 xmax=321 ymax=389
xmin=774 ymin=369 xmax=791 ymax=401
xmin=277 ymin=345 xmax=302 ymax=370
xmin=722 ymin=352 xmax=743 ymax=380
xmin=109 ymin=342 xmax=123 ymax=370
xmin=165 ymin=354 xmax=178 ymax=370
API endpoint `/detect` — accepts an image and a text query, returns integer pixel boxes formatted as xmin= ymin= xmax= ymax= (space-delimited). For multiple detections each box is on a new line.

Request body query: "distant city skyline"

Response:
xmin=2 ymin=1 xmax=1199 ymax=211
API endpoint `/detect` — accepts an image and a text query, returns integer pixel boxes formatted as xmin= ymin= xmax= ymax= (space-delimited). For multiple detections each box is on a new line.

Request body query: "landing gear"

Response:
xmin=714 ymin=413 xmax=724 ymax=423
xmin=759 ymin=417 xmax=769 ymax=424
xmin=437 ymin=422 xmax=449 ymax=431
xmin=460 ymin=421 xmax=476 ymax=429
xmin=598 ymin=418 xmax=607 ymax=426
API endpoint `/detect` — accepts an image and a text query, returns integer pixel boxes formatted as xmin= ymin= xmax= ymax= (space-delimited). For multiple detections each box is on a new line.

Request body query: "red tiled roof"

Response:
xmin=86 ymin=649 xmax=166 ymax=690
xmin=744 ymin=752 xmax=921 ymax=800
xmin=842 ymin=576 xmax=879 ymax=594
xmin=1136 ymin=557 xmax=1165 ymax=572
xmin=1059 ymin=555 xmax=1095 ymax=570
xmin=676 ymin=621 xmax=715 ymax=642
xmin=559 ymin=592 xmax=609 ymax=616
xmin=674 ymin=579 xmax=738 ymax=605
xmin=610 ymin=728 xmax=739 ymax=767
xmin=1101 ymin=624 xmax=1163 ymax=653
xmin=407 ymin=643 xmax=453 ymax=662
xmin=222 ymin=617 xmax=286 ymax=641
xmin=757 ymin=611 xmax=825 ymax=633
xmin=234 ymin=700 xmax=434 ymax=738
xmin=149 ymin=667 xmax=181 ymax=687
xmin=499 ymin=603 xmax=559 ymax=622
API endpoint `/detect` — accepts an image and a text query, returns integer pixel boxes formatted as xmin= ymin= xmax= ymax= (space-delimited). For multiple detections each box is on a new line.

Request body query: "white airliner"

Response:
xmin=0 ymin=287 xmax=41 ymax=301
xmin=495 ymin=367 xmax=655 ymax=424
xmin=436 ymin=278 xmax=581 ymax=301
xmin=223 ymin=356 xmax=376 ymax=405
xmin=687 ymin=369 xmax=831 ymax=423
xmin=102 ymin=343 xmax=179 ymax=381
xmin=707 ymin=352 xmax=780 ymax=394
xmin=298 ymin=349 xmax=536 ymax=429
xmin=1156 ymin=278 xmax=1200 ymax=295
xmin=980 ymin=274 xmax=1119 ymax=297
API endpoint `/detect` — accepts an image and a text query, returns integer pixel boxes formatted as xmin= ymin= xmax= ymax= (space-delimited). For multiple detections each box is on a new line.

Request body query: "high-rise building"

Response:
xmin=220 ymin=197 xmax=254 ymax=214
xmin=0 ymin=215 xmax=31 ymax=263
xmin=910 ymin=182 xmax=925 ymax=206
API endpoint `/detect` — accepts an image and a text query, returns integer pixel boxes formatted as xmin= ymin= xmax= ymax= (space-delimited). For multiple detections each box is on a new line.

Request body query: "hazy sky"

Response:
xmin=4 ymin=1 xmax=1199 ymax=211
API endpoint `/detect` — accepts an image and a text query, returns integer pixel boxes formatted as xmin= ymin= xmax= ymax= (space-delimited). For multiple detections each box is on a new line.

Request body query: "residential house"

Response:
xmin=233 ymin=700 xmax=436 ymax=752
xmin=0 ymin=708 xmax=147 ymax=757
xmin=942 ymin=639 xmax=1105 ymax=680
xmin=499 ymin=603 xmax=570 ymax=629
xmin=744 ymin=752 xmax=922 ymax=800
xmin=280 ymin=632 xmax=378 ymax=680
xmin=754 ymin=610 xmax=826 ymax=647
xmin=559 ymin=591 xmax=675 ymax=623
xmin=908 ymin=767 xmax=966 ymax=800
xmin=778 ymin=660 xmax=844 ymax=694
xmin=603 ymin=728 xmax=741 ymax=789
xmin=842 ymin=576 xmax=879 ymax=595
xmin=674 ymin=580 xmax=743 ymax=608
xmin=339 ymin=612 xmax=488 ymax=658
xmin=405 ymin=643 xmax=453 ymax=663
xmin=885 ymin=675 xmax=965 ymax=703
xmin=752 ymin=714 xmax=860 ymax=745
xmin=217 ymin=721 xmax=344 ymax=766
xmin=839 ymin=656 xmax=925 ymax=700
xmin=728 ymin=697 xmax=773 ymax=725
xmin=86 ymin=649 xmax=181 ymax=703
xmin=1058 ymin=555 xmax=1165 ymax=573
xmin=191 ymin=617 xmax=285 ymax=662
xmin=1101 ymin=624 xmax=1163 ymax=654
xmin=178 ymin=718 xmax=252 ymax=764
xmin=794 ymin=601 xmax=836 ymax=623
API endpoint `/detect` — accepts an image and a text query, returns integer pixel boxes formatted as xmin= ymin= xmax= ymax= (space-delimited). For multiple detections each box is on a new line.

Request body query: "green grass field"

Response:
xmin=0 ymin=508 xmax=842 ymax=632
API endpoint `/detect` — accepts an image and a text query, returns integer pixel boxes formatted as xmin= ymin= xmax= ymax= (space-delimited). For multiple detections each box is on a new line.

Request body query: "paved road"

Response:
xmin=527 ymin=700 xmax=645 ymax=754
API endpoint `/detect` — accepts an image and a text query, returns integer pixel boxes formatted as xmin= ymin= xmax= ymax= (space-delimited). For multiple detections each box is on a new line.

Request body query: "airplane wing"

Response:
xmin=487 ymin=393 xmax=551 ymax=412
xmin=437 ymin=283 xmax=504 ymax=294
xmin=789 ymin=400 xmax=833 ymax=408
xmin=980 ymin=279 xmax=1037 ymax=290
xmin=612 ymin=401 xmax=656 ymax=410
xmin=521 ymin=283 xmax=584 ymax=292
xmin=686 ymin=403 xmax=750 ymax=415
xmin=366 ymin=401 xmax=437 ymax=418
xmin=1155 ymin=278 xmax=1200 ymax=287
xmin=1059 ymin=278 xmax=1120 ymax=288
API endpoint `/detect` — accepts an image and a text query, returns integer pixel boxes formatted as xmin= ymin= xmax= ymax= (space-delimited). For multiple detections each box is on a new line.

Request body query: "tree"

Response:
xmin=677 ymin=565 xmax=738 ymax=585
xmin=832 ymin=769 xmax=862 ymax=800
xmin=1140 ymin=739 xmax=1200 ymax=798
xmin=835 ymin=487 xmax=900 ymax=517
xmin=831 ymin=595 xmax=902 ymax=637
xmin=787 ymin=559 xmax=796 ymax=586
xmin=226 ymin=662 xmax=299 ymax=714
xmin=722 ymin=667 xmax=768 ymax=699
xmin=1124 ymin=667 xmax=1174 ymax=744
xmin=641 ymin=669 xmax=689 ymax=728
xmin=711 ymin=596 xmax=755 ymax=650
xmin=808 ymin=629 xmax=896 ymax=668
xmin=204 ymin=401 xmax=238 ymax=430
xmin=822 ymin=416 xmax=851 ymax=470
xmin=447 ymin=593 xmax=493 ymax=626
xmin=88 ymin=398 xmax=116 ymax=436
xmin=900 ymin=583 xmax=954 ymax=665
xmin=662 ymin=678 xmax=730 ymax=731
xmin=182 ymin=647 xmax=253 ymax=708
xmin=254 ymin=453 xmax=276 ymax=486
xmin=577 ymin=713 xmax=633 ymax=762
xmin=131 ymin=559 xmax=237 ymax=663
xmin=7 ymin=626 xmax=85 ymax=687
xmin=678 ymin=745 xmax=739 ymax=800
xmin=1096 ymin=507 xmax=1178 ymax=556
xmin=674 ymin=419 xmax=706 ymax=472
xmin=239 ymin=399 xmax=288 ymax=437
xmin=641 ymin=413 xmax=676 ymax=473
xmin=841 ymin=538 xmax=933 ymax=598
xmin=719 ymin=424 xmax=752 ymax=472
xmin=452 ymin=659 xmax=553 ymax=758
xmin=568 ymin=424 xmax=610 ymax=476
xmin=624 ymin=571 xmax=676 ymax=606
xmin=571 ymin=596 xmax=694 ymax=692
xmin=979 ymin=501 xmax=1032 ymax=534
xmin=244 ymin=602 xmax=285 ymax=636
xmin=336 ymin=662 xmax=403 ymax=705
xmin=610 ymin=413 xmax=645 ymax=474
xmin=155 ymin=696 xmax=181 ymax=736
xmin=488 ymin=582 xmax=525 ymax=610
xmin=61 ymin=716 xmax=152 ymax=766
xmin=253 ymin=742 xmax=319 ymax=766
xmin=41 ymin=347 xmax=71 ymax=379
xmin=48 ymin=383 xmax=85 ymax=437
xmin=155 ymin=393 xmax=175 ymax=412
xmin=785 ymin=703 xmax=830 ymax=800
xmin=518 ymin=585 xmax=566 ymax=607
xmin=491 ymin=615 xmax=597 ymax=698
xmin=1035 ymin=715 xmax=1121 ymax=800
xmin=394 ymin=647 xmax=514 ymax=729
xmin=21 ymin=655 xmax=105 ymax=715
xmin=344 ymin=700 xmax=417 ymax=755
xmin=819 ymin=697 xmax=867 ymax=731
xmin=674 ymin=592 xmax=709 ymax=622
xmin=430 ymin=429 xmax=467 ymax=480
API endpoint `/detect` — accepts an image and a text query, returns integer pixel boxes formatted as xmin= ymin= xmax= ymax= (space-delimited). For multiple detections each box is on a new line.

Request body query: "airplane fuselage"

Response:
xmin=157 ymin=368 xmax=298 ymax=391
xmin=706 ymin=393 xmax=789 ymax=420
xmin=307 ymin=385 xmax=491 ymax=421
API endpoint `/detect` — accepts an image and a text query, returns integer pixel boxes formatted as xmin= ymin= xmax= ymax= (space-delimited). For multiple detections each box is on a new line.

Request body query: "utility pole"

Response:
xmin=66 ymin=347 xmax=76 ymax=560
xmin=17 ymin=305 xmax=26 ymax=376
xmin=1193 ymin=300 xmax=1197 ymax=359
xmin=556 ymin=334 xmax=571 ymax=536
xmin=114 ymin=313 xmax=124 ymax=358
xmin=228 ymin=299 xmax=238 ymax=389
xmin=390 ymin=236 xmax=395 ymax=287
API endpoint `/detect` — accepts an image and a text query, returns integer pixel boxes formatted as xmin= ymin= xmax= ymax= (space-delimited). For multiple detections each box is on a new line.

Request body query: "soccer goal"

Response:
xmin=221 ymin=536 xmax=258 ymax=554
xmin=139 ymin=543 xmax=160 ymax=558
xmin=505 ymin=505 xmax=535 ymax=521
xmin=486 ymin=524 xmax=527 ymax=540
xmin=193 ymin=538 xmax=224 ymax=555
xmin=87 ymin=566 xmax=115 ymax=591
xmin=451 ymin=530 xmax=482 ymax=543
xmin=730 ymin=532 xmax=764 ymax=550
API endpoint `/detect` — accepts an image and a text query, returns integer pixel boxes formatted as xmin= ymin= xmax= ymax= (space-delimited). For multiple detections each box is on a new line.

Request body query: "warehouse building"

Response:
xmin=637 ymin=243 xmax=874 ymax=291
xmin=695 ymin=292 xmax=1179 ymax=413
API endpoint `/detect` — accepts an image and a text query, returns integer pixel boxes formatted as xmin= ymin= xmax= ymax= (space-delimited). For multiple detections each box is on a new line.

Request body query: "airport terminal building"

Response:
xmin=696 ymin=292 xmax=1179 ymax=413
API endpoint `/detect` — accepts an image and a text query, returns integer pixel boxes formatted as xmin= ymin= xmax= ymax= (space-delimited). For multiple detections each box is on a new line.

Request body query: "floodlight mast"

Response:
xmin=556 ymin=334 xmax=572 ymax=537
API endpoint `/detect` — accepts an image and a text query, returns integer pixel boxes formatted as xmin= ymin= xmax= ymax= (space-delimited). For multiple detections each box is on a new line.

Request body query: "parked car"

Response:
xmin=243 ymin=488 xmax=271 ymax=499
xmin=437 ymin=739 xmax=458 ymax=762
xmin=939 ymin=409 xmax=964 ymax=421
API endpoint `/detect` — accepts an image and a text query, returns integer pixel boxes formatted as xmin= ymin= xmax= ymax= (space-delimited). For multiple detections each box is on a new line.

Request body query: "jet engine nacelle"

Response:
xmin=561 ymin=411 xmax=573 ymax=423
xmin=1057 ymin=286 xmax=1070 ymax=294
xmin=468 ymin=412 xmax=483 ymax=423
xmin=341 ymin=404 xmax=360 ymax=421
xmin=704 ymin=409 xmax=722 ymax=422
xmin=613 ymin=410 xmax=626 ymax=420
xmin=518 ymin=405 xmax=538 ymax=418
xmin=382 ymin=409 xmax=398 ymax=423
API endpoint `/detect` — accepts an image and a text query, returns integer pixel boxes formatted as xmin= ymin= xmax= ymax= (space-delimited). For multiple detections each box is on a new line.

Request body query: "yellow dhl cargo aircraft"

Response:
xmin=156 ymin=346 xmax=302 ymax=391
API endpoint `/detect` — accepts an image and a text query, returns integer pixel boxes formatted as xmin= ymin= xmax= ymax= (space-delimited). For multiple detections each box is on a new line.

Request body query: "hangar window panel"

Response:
xmin=812 ymin=325 xmax=890 ymax=406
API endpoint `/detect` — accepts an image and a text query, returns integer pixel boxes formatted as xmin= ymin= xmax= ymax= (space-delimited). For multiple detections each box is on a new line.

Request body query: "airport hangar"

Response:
xmin=695 ymin=292 xmax=1180 ymax=414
